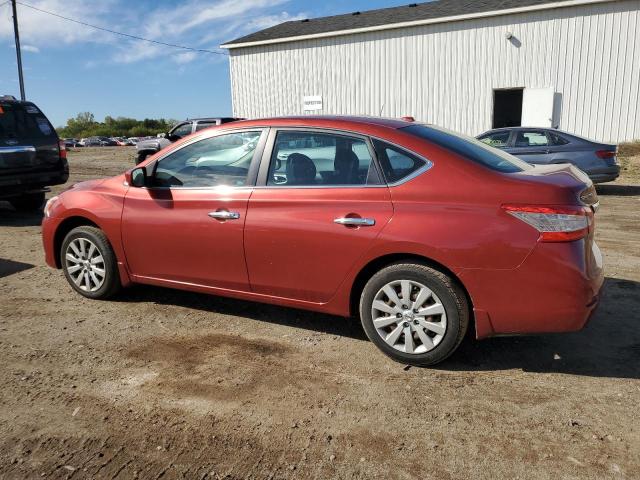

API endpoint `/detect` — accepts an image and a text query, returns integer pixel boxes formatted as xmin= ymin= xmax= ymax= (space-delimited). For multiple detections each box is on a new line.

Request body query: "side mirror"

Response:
xmin=125 ymin=167 xmax=147 ymax=188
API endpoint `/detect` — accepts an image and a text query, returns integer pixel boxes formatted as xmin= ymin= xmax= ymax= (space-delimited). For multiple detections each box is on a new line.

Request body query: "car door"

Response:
xmin=506 ymin=129 xmax=552 ymax=164
xmin=244 ymin=129 xmax=393 ymax=303
xmin=121 ymin=128 xmax=267 ymax=291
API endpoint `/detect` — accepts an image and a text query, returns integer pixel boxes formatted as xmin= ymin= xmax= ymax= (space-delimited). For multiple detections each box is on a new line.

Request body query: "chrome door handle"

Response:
xmin=208 ymin=210 xmax=240 ymax=220
xmin=334 ymin=217 xmax=375 ymax=227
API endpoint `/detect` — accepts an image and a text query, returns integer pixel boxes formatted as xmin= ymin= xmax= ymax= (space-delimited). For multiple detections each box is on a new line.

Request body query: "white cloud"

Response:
xmin=0 ymin=0 xmax=116 ymax=45
xmin=172 ymin=51 xmax=197 ymax=64
xmin=22 ymin=44 xmax=40 ymax=53
xmin=0 ymin=0 xmax=304 ymax=65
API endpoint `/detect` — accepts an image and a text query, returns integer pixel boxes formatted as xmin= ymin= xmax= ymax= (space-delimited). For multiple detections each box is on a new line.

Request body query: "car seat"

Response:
xmin=286 ymin=153 xmax=317 ymax=185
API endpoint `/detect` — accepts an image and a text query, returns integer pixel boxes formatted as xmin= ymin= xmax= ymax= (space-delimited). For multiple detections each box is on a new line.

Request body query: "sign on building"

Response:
xmin=303 ymin=96 xmax=323 ymax=111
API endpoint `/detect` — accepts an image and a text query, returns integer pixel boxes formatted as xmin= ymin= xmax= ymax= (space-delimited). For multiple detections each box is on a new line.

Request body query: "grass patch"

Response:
xmin=619 ymin=141 xmax=640 ymax=158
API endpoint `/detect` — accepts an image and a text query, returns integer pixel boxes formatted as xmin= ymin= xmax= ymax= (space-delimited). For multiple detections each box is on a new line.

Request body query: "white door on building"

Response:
xmin=521 ymin=88 xmax=555 ymax=128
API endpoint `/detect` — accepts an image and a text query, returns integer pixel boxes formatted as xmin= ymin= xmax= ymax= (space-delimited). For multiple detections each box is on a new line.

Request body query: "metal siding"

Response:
xmin=229 ymin=0 xmax=640 ymax=142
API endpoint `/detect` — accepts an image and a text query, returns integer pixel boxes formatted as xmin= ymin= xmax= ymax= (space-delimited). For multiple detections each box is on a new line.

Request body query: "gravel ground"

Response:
xmin=0 ymin=147 xmax=638 ymax=479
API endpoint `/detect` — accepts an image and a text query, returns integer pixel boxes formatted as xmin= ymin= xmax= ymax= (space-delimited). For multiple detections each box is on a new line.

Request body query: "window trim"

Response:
xmin=143 ymin=127 xmax=270 ymax=190
xmin=255 ymin=127 xmax=387 ymax=189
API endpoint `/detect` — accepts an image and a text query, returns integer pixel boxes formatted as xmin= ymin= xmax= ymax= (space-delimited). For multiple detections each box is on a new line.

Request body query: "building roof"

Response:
xmin=222 ymin=0 xmax=612 ymax=48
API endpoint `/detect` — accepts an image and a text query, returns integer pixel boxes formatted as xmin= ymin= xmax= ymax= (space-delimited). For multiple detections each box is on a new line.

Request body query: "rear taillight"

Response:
xmin=502 ymin=204 xmax=593 ymax=242
xmin=595 ymin=149 xmax=616 ymax=159
xmin=59 ymin=140 xmax=67 ymax=160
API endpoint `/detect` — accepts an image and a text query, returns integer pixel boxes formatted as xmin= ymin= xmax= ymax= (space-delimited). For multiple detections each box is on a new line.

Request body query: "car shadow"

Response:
xmin=119 ymin=277 xmax=639 ymax=379
xmin=0 ymin=258 xmax=35 ymax=278
xmin=596 ymin=184 xmax=640 ymax=196
xmin=442 ymin=277 xmax=640 ymax=379
xmin=0 ymin=202 xmax=43 ymax=227
xmin=117 ymin=286 xmax=369 ymax=341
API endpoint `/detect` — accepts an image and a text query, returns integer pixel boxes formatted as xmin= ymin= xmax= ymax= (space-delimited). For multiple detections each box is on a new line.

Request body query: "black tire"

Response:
xmin=61 ymin=226 xmax=121 ymax=299
xmin=359 ymin=262 xmax=469 ymax=366
xmin=136 ymin=152 xmax=149 ymax=164
xmin=9 ymin=192 xmax=45 ymax=212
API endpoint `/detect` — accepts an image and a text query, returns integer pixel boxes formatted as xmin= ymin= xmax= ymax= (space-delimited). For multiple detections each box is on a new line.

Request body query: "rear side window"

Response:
xmin=515 ymin=131 xmax=549 ymax=147
xmin=0 ymin=103 xmax=56 ymax=141
xmin=195 ymin=121 xmax=219 ymax=132
xmin=372 ymin=140 xmax=427 ymax=183
xmin=403 ymin=124 xmax=532 ymax=173
xmin=549 ymin=132 xmax=570 ymax=146
xmin=267 ymin=131 xmax=380 ymax=186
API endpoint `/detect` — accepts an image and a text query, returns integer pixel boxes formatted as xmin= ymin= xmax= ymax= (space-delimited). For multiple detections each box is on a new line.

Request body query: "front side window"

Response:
xmin=479 ymin=131 xmax=511 ymax=148
xmin=515 ymin=131 xmax=549 ymax=147
xmin=267 ymin=131 xmax=380 ymax=186
xmin=372 ymin=140 xmax=428 ymax=183
xmin=152 ymin=131 xmax=262 ymax=188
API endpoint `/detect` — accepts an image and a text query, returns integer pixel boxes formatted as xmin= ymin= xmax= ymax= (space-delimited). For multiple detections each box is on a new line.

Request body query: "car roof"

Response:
xmin=219 ymin=115 xmax=415 ymax=132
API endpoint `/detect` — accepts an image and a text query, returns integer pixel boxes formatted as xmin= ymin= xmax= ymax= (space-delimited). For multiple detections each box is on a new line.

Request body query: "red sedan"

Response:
xmin=42 ymin=117 xmax=604 ymax=366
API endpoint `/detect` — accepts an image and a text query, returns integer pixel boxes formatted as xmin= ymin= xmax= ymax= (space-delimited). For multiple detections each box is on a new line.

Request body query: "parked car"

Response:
xmin=63 ymin=138 xmax=82 ymax=148
xmin=477 ymin=127 xmax=619 ymax=183
xmin=135 ymin=117 xmax=241 ymax=164
xmin=41 ymin=117 xmax=603 ymax=366
xmin=98 ymin=136 xmax=118 ymax=146
xmin=0 ymin=95 xmax=69 ymax=211
xmin=81 ymin=137 xmax=103 ymax=147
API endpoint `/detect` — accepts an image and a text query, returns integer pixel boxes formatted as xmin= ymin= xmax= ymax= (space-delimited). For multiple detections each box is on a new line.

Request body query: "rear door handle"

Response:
xmin=208 ymin=210 xmax=240 ymax=220
xmin=334 ymin=217 xmax=375 ymax=227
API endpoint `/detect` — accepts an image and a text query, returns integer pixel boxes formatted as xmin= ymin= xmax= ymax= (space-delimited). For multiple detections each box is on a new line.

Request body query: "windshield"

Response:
xmin=402 ymin=124 xmax=532 ymax=173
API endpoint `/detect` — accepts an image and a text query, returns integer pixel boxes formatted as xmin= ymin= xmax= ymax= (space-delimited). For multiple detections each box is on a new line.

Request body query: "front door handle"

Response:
xmin=334 ymin=217 xmax=375 ymax=227
xmin=208 ymin=210 xmax=240 ymax=220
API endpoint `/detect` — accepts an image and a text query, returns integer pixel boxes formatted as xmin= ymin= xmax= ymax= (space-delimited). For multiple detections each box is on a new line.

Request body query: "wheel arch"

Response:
xmin=349 ymin=253 xmax=474 ymax=331
xmin=53 ymin=216 xmax=100 ymax=268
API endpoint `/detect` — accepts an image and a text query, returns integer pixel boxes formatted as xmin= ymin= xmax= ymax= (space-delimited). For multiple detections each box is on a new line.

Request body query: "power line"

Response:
xmin=15 ymin=1 xmax=229 ymax=56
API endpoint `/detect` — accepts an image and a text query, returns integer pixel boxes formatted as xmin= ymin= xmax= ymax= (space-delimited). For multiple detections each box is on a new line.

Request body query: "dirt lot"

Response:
xmin=1 ymin=147 xmax=639 ymax=479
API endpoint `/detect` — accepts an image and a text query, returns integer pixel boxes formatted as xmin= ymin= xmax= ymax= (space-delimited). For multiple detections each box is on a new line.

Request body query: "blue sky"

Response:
xmin=0 ymin=0 xmax=411 ymax=127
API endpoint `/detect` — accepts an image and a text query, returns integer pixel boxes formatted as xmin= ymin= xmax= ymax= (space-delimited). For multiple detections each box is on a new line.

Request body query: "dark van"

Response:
xmin=0 ymin=96 xmax=69 ymax=211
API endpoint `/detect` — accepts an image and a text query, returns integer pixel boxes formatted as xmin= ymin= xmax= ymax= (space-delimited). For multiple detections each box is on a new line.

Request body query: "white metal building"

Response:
xmin=222 ymin=0 xmax=640 ymax=143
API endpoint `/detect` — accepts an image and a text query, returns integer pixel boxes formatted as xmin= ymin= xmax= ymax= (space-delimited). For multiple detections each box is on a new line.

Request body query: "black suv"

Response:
xmin=0 ymin=96 xmax=68 ymax=211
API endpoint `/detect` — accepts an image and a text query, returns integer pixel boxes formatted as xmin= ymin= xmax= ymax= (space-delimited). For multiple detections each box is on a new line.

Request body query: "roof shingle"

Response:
xmin=222 ymin=0 xmax=575 ymax=47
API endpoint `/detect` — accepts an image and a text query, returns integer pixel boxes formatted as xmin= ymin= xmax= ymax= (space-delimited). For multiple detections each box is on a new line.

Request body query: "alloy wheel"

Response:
xmin=371 ymin=279 xmax=448 ymax=354
xmin=65 ymin=237 xmax=106 ymax=292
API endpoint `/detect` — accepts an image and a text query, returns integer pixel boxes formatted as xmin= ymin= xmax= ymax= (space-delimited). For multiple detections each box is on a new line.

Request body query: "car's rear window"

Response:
xmin=402 ymin=124 xmax=532 ymax=173
xmin=0 ymin=103 xmax=56 ymax=141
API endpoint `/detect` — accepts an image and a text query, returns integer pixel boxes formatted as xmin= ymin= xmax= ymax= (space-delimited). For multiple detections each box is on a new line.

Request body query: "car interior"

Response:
xmin=268 ymin=132 xmax=380 ymax=186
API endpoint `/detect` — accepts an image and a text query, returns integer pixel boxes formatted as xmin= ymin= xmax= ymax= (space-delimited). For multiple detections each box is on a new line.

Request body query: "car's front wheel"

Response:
xmin=359 ymin=262 xmax=469 ymax=366
xmin=61 ymin=226 xmax=121 ymax=299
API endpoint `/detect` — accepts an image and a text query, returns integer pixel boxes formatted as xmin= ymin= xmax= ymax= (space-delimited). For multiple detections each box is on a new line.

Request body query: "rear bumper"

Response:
xmin=587 ymin=166 xmax=620 ymax=184
xmin=458 ymin=239 xmax=604 ymax=338
xmin=0 ymin=170 xmax=68 ymax=199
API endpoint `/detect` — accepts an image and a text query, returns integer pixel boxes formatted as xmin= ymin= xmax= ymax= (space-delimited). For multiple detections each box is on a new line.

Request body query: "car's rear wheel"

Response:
xmin=9 ymin=192 xmax=45 ymax=212
xmin=61 ymin=226 xmax=121 ymax=299
xmin=359 ymin=262 xmax=468 ymax=366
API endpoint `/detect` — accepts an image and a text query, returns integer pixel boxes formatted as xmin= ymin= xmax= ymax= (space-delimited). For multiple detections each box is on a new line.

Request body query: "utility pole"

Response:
xmin=11 ymin=0 xmax=26 ymax=100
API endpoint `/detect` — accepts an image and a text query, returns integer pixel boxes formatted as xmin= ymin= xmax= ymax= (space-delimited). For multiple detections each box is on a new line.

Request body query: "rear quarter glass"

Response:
xmin=0 ymin=103 xmax=58 ymax=141
xmin=403 ymin=124 xmax=531 ymax=173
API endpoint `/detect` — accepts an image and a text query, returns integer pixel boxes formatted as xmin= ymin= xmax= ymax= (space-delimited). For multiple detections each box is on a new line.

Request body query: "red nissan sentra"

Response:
xmin=42 ymin=117 xmax=603 ymax=366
